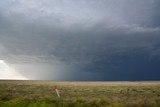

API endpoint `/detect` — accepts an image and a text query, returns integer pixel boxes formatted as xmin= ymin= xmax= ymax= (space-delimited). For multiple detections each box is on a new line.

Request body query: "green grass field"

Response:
xmin=0 ymin=80 xmax=160 ymax=107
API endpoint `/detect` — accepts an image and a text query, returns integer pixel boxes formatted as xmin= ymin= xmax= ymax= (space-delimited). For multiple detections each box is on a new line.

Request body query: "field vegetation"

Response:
xmin=0 ymin=80 xmax=160 ymax=107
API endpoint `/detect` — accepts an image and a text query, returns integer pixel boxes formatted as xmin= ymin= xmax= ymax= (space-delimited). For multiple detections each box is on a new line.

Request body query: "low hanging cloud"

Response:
xmin=0 ymin=0 xmax=160 ymax=80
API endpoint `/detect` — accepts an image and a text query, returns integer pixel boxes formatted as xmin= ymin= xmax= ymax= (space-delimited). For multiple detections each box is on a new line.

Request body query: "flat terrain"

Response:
xmin=0 ymin=80 xmax=160 ymax=107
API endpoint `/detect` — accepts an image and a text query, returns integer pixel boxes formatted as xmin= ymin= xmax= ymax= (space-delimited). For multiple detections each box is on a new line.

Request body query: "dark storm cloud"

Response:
xmin=0 ymin=0 xmax=160 ymax=80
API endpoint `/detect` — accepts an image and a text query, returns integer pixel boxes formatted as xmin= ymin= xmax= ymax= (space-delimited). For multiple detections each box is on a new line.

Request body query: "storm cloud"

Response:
xmin=0 ymin=0 xmax=160 ymax=80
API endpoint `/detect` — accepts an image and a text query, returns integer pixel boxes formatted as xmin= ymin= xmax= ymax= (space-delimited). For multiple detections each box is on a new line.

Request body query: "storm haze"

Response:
xmin=0 ymin=0 xmax=160 ymax=80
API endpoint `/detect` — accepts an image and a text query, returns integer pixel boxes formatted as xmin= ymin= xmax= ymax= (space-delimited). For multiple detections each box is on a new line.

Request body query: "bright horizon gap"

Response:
xmin=0 ymin=60 xmax=28 ymax=80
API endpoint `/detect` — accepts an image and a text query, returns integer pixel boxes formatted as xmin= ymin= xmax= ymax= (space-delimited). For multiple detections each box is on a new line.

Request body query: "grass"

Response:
xmin=0 ymin=80 xmax=160 ymax=107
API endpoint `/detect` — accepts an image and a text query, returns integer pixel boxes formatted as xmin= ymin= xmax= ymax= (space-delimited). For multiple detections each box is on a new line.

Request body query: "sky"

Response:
xmin=0 ymin=0 xmax=160 ymax=80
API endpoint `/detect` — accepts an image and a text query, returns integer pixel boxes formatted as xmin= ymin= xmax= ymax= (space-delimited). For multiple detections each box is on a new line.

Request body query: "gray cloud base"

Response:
xmin=0 ymin=0 xmax=160 ymax=80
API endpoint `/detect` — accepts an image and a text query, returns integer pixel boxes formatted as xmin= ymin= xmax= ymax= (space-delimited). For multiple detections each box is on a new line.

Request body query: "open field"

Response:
xmin=0 ymin=80 xmax=160 ymax=107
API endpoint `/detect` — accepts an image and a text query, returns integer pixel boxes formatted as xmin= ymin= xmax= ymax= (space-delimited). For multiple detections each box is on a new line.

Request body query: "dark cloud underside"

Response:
xmin=0 ymin=0 xmax=160 ymax=80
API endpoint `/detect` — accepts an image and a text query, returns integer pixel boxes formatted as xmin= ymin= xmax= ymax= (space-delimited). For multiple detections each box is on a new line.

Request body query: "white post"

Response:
xmin=55 ymin=88 xmax=60 ymax=98
xmin=54 ymin=85 xmax=60 ymax=98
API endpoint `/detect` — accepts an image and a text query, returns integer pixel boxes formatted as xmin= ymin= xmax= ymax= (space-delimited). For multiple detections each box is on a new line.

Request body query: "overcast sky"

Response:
xmin=0 ymin=0 xmax=160 ymax=80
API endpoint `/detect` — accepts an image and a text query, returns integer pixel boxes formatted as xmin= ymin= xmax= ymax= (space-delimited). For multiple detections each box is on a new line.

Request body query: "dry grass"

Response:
xmin=0 ymin=80 xmax=160 ymax=107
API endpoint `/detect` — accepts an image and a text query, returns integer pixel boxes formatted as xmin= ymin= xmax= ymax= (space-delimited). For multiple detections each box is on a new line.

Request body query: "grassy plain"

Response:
xmin=0 ymin=80 xmax=160 ymax=107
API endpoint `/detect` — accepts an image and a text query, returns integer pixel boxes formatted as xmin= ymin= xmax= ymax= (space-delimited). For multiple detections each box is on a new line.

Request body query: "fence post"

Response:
xmin=53 ymin=85 xmax=61 ymax=107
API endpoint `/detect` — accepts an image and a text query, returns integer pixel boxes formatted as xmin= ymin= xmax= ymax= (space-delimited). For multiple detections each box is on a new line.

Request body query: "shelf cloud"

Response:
xmin=0 ymin=0 xmax=160 ymax=80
